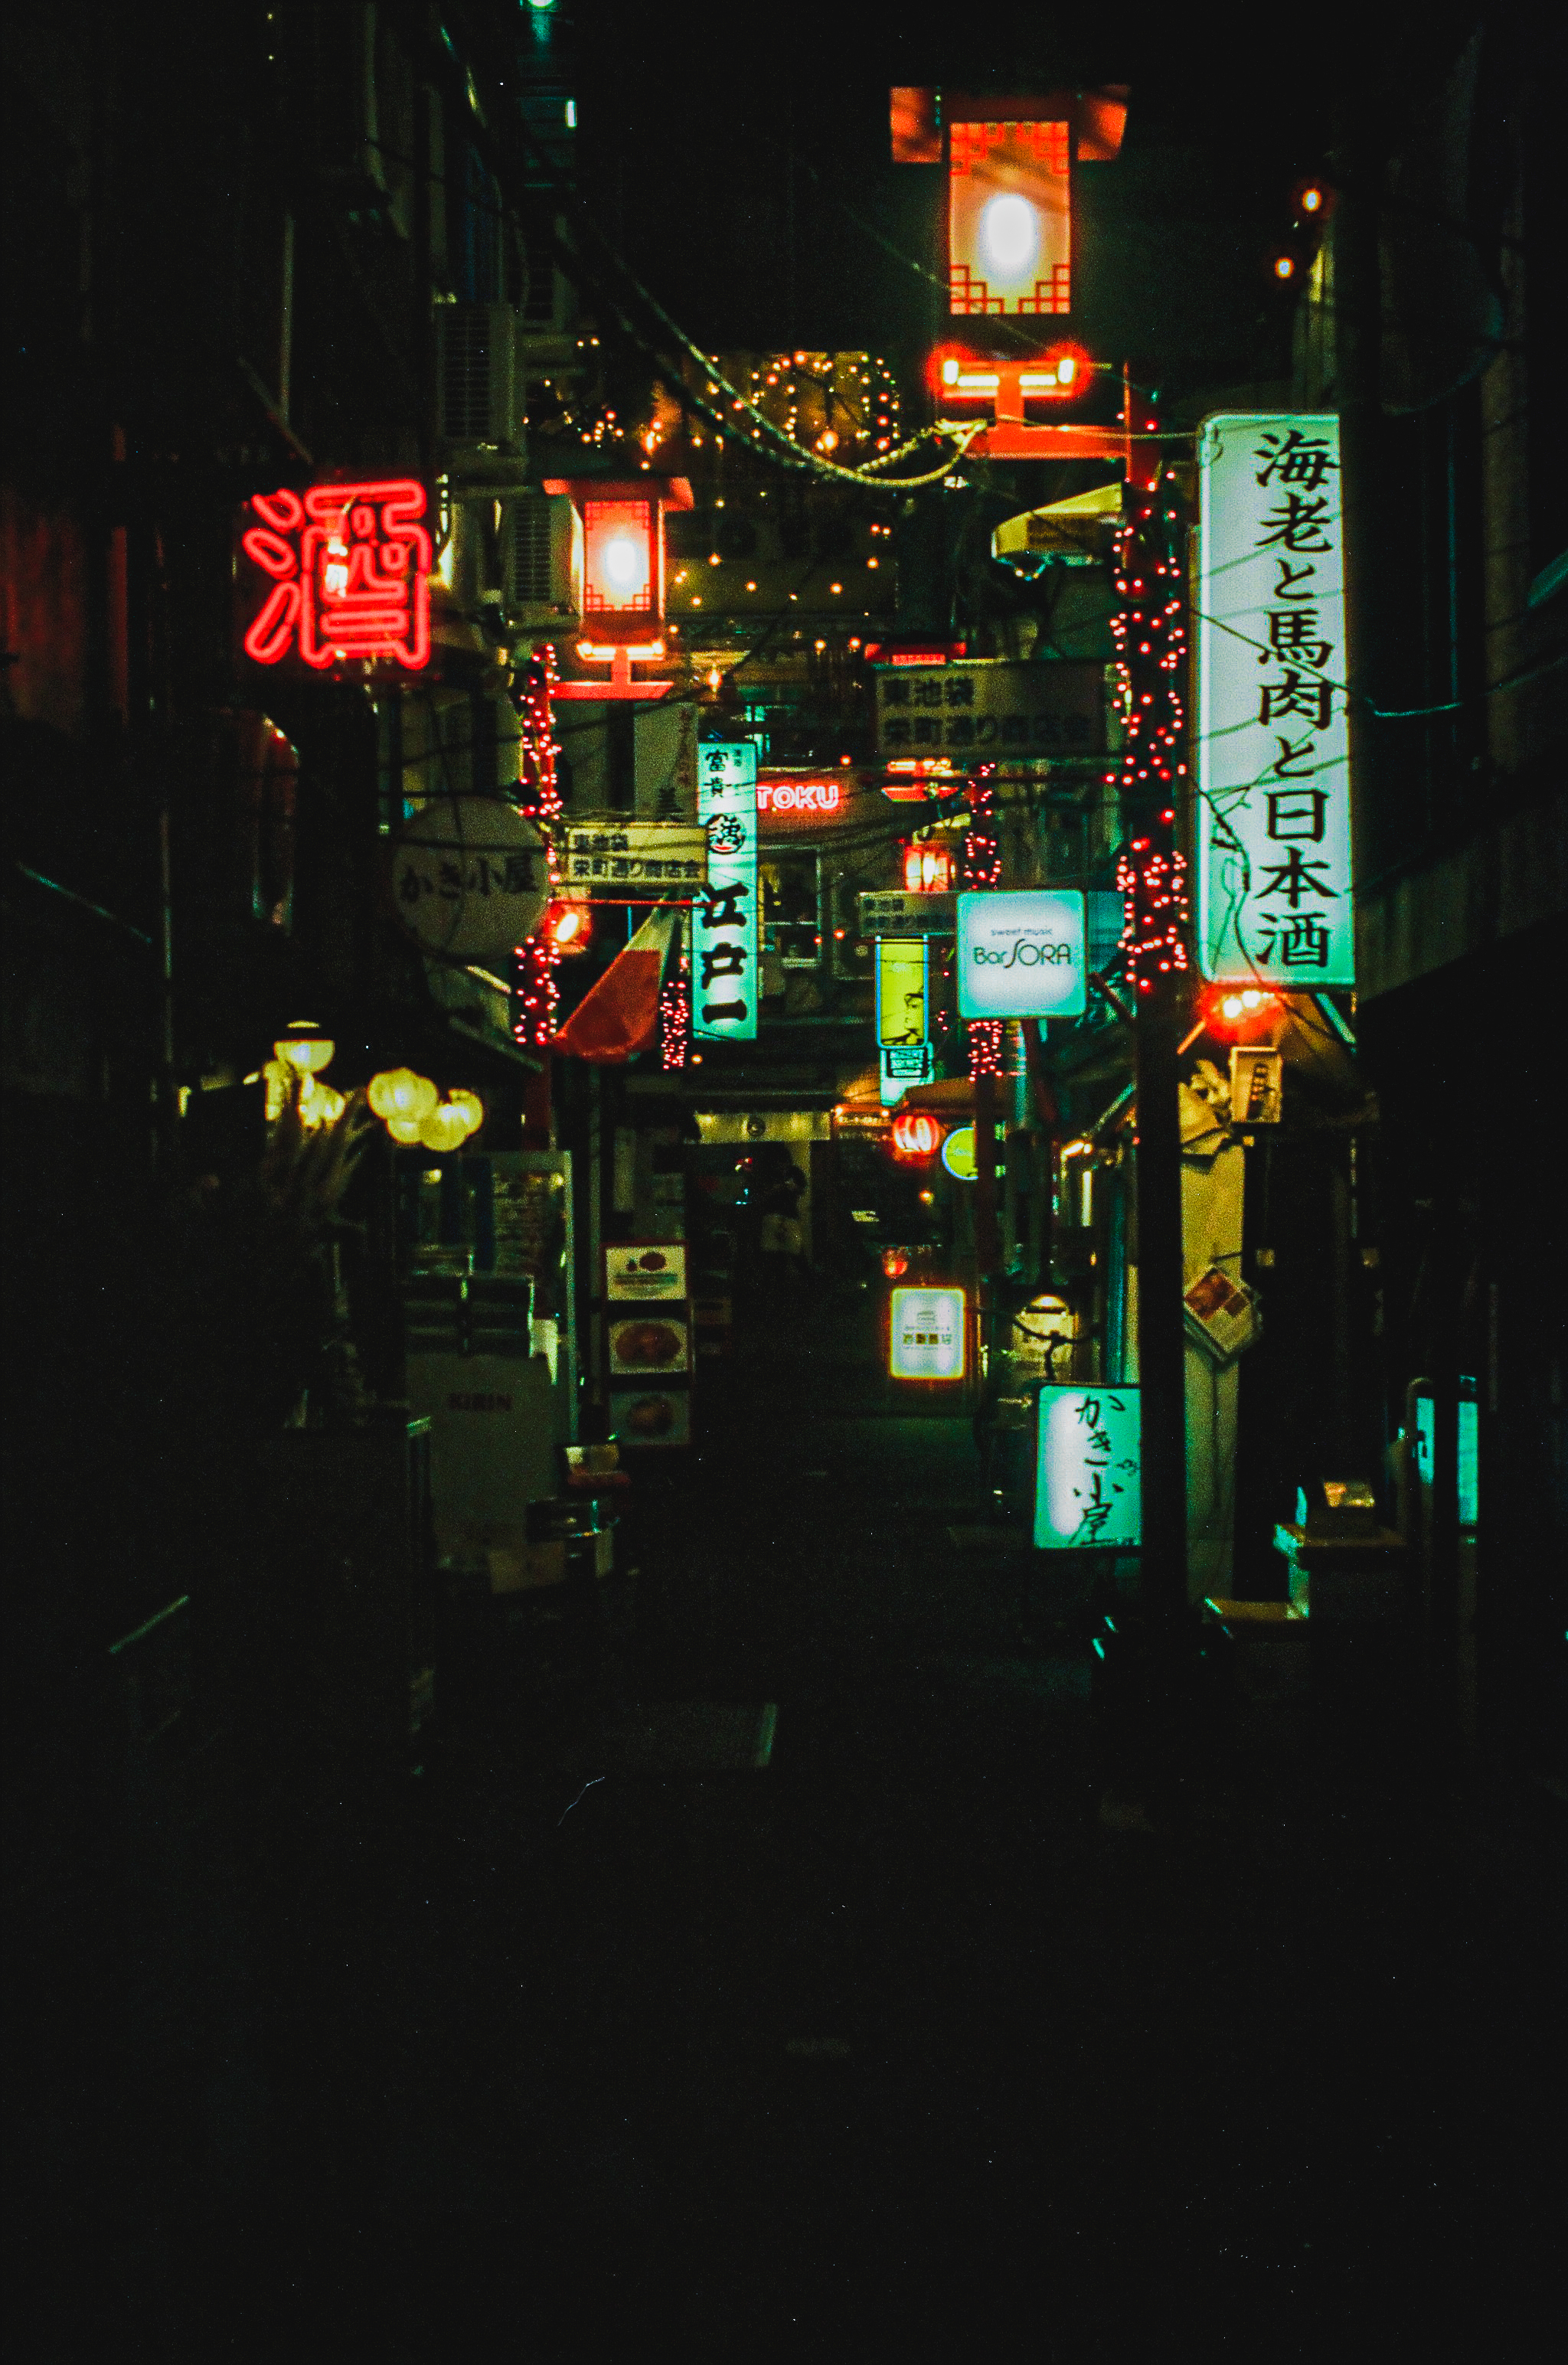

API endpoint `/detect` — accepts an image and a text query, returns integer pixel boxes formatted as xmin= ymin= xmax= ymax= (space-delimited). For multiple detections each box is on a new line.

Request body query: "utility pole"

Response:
xmin=1113 ymin=482 xmax=1193 ymax=1633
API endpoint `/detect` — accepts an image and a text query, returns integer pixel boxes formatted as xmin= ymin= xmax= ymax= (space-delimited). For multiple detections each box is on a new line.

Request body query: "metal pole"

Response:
xmin=1135 ymin=988 xmax=1187 ymax=1628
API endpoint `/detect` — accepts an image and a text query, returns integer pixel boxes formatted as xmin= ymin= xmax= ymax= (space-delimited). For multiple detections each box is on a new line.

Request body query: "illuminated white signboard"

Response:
xmin=1197 ymin=413 xmax=1354 ymax=985
xmin=956 ymin=890 xmax=1086 ymax=1021
xmin=890 ymin=1285 xmax=966 ymax=1381
xmin=1034 ymin=1383 xmax=1141 ymax=1549
xmin=695 ymin=742 xmax=759 ymax=1041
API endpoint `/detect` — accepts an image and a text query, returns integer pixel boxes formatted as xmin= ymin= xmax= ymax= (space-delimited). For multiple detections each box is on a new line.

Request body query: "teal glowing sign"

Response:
xmin=1034 ymin=1383 xmax=1141 ymax=1549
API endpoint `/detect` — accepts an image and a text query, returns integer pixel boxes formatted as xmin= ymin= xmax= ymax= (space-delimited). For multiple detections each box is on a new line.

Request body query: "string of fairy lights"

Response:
xmin=1109 ymin=488 xmax=1191 ymax=998
xmin=960 ymin=762 xmax=1007 ymax=1080
xmin=509 ymin=647 xmax=566 ymax=1049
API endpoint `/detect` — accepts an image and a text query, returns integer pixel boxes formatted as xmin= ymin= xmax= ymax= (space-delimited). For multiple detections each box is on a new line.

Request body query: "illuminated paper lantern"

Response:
xmin=949 ymin=122 xmax=1071 ymax=316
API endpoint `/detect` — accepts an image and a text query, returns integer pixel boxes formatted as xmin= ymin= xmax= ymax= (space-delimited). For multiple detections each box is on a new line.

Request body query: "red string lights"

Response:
xmin=1109 ymin=493 xmax=1191 ymax=996
xmin=961 ymin=763 xmax=1006 ymax=1076
xmin=658 ymin=944 xmax=691 ymax=1070
xmin=511 ymin=648 xmax=565 ymax=1049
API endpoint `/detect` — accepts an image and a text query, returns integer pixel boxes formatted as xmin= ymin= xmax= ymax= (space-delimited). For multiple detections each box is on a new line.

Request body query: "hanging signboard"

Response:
xmin=390 ymin=798 xmax=550 ymax=962
xmin=1034 ymin=1384 xmax=1142 ymax=1549
xmin=956 ymin=890 xmax=1087 ymax=1019
xmin=1197 ymin=413 xmax=1354 ymax=986
xmin=694 ymin=743 xmax=759 ymax=1041
xmin=875 ymin=938 xmax=929 ymax=1047
xmin=890 ymin=1285 xmax=967 ymax=1381
xmin=874 ymin=660 xmax=1104 ymax=761
xmin=560 ymin=818 xmax=708 ymax=900
xmin=880 ymin=1042 xmax=935 ymax=1105
xmin=859 ymin=890 xmax=956 ymax=939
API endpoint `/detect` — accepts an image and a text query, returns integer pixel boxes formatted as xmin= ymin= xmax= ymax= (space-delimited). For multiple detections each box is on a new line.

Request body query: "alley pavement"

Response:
xmin=16 ymin=1291 xmax=1563 ymax=2356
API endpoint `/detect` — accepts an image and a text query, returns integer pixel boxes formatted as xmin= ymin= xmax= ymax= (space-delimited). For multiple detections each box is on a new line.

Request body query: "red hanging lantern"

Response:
xmin=882 ymin=1247 xmax=910 ymax=1279
xmin=891 ymin=1111 xmax=943 ymax=1160
xmin=903 ymin=841 xmax=956 ymax=893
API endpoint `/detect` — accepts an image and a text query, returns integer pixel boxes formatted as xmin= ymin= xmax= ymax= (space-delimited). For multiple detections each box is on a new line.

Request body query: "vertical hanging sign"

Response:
xmin=694 ymin=742 xmax=759 ymax=1040
xmin=1197 ymin=413 xmax=1354 ymax=986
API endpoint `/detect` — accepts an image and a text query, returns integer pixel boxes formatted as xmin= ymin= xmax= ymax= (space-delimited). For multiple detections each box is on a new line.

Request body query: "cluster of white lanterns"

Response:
xmin=366 ymin=1068 xmax=483 ymax=1151
xmin=263 ymin=1022 xmax=484 ymax=1150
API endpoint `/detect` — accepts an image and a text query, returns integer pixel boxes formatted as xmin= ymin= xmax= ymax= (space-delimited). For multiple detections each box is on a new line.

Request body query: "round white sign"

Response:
xmin=391 ymin=797 xmax=550 ymax=963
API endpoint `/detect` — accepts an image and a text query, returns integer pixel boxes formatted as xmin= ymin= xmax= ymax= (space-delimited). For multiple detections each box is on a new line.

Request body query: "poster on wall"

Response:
xmin=1196 ymin=413 xmax=1354 ymax=986
xmin=694 ymin=742 xmax=759 ymax=1041
xmin=604 ymin=1243 xmax=688 ymax=1302
xmin=1034 ymin=1384 xmax=1142 ymax=1549
xmin=609 ymin=1387 xmax=692 ymax=1449
xmin=607 ymin=1314 xmax=691 ymax=1379
xmin=956 ymin=890 xmax=1087 ymax=1020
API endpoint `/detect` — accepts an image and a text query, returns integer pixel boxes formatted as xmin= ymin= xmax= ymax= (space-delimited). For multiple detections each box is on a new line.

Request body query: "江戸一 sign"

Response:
xmin=956 ymin=890 xmax=1086 ymax=1021
xmin=874 ymin=659 xmax=1104 ymax=762
xmin=695 ymin=743 xmax=758 ymax=1041
xmin=1034 ymin=1384 xmax=1141 ymax=1550
xmin=1197 ymin=413 xmax=1354 ymax=986
xmin=890 ymin=1285 xmax=966 ymax=1380
xmin=390 ymin=798 xmax=550 ymax=962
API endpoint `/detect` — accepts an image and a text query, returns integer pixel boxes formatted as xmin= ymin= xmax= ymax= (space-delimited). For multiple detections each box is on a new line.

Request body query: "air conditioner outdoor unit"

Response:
xmin=501 ymin=492 xmax=579 ymax=626
xmin=437 ymin=302 xmax=524 ymax=453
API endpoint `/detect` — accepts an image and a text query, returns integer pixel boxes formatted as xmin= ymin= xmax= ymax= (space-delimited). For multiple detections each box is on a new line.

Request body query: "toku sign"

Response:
xmin=240 ymin=481 xmax=432 ymax=670
xmin=694 ymin=743 xmax=759 ymax=1042
xmin=956 ymin=890 xmax=1087 ymax=1019
xmin=1196 ymin=414 xmax=1354 ymax=985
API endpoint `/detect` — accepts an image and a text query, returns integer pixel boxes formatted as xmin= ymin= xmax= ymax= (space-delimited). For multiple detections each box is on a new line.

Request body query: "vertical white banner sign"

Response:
xmin=1197 ymin=413 xmax=1354 ymax=986
xmin=694 ymin=741 xmax=759 ymax=1040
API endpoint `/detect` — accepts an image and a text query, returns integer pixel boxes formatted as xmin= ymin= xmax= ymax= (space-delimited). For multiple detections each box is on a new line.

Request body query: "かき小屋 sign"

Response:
xmin=1034 ymin=1384 xmax=1141 ymax=1549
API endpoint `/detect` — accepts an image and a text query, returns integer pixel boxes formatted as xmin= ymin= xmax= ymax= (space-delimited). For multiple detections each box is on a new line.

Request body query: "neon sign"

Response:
xmin=240 ymin=482 xmax=432 ymax=670
xmin=756 ymin=779 xmax=844 ymax=821
xmin=891 ymin=1112 xmax=942 ymax=1159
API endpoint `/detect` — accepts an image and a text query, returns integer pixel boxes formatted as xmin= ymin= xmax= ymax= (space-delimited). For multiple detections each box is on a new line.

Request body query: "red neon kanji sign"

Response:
xmin=241 ymin=481 xmax=432 ymax=670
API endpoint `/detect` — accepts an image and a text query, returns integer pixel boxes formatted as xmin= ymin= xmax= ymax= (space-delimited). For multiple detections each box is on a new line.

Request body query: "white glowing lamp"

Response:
xmin=418 ymin=1102 xmax=472 ymax=1154
xmin=368 ymin=1068 xmax=438 ymax=1122
xmin=447 ymin=1089 xmax=485 ymax=1138
xmin=274 ymin=1020 xmax=336 ymax=1073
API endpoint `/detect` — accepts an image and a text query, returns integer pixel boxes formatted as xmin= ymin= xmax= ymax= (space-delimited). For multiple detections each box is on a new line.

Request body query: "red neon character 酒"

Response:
xmin=242 ymin=482 xmax=433 ymax=670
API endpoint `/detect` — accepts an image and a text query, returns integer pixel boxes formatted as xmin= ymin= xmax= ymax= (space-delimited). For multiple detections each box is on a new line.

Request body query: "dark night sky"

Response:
xmin=562 ymin=0 xmax=1488 ymax=402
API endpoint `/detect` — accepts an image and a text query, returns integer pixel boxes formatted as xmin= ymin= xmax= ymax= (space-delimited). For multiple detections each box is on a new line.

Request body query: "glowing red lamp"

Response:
xmin=544 ymin=476 xmax=694 ymax=699
xmin=903 ymin=841 xmax=956 ymax=893
xmin=891 ymin=1111 xmax=943 ymax=1160
xmin=882 ymin=1247 xmax=910 ymax=1279
xmin=1201 ymin=985 xmax=1279 ymax=1041
xmin=929 ymin=343 xmax=1093 ymax=407
xmin=546 ymin=901 xmax=593 ymax=955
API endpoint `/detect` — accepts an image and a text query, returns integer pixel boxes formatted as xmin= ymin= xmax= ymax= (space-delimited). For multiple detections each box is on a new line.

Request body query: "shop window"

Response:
xmin=761 ymin=851 xmax=821 ymax=965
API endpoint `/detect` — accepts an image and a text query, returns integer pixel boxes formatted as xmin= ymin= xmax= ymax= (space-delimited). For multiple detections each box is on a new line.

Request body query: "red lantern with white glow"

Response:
xmin=547 ymin=900 xmax=593 ymax=956
xmin=891 ymin=1111 xmax=943 ymax=1161
xmin=903 ymin=841 xmax=956 ymax=893
xmin=545 ymin=475 xmax=694 ymax=700
xmin=1200 ymin=985 xmax=1279 ymax=1042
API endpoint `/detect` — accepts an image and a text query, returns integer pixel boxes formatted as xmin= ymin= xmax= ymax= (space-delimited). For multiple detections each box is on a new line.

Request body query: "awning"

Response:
xmin=992 ymin=482 xmax=1122 ymax=569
